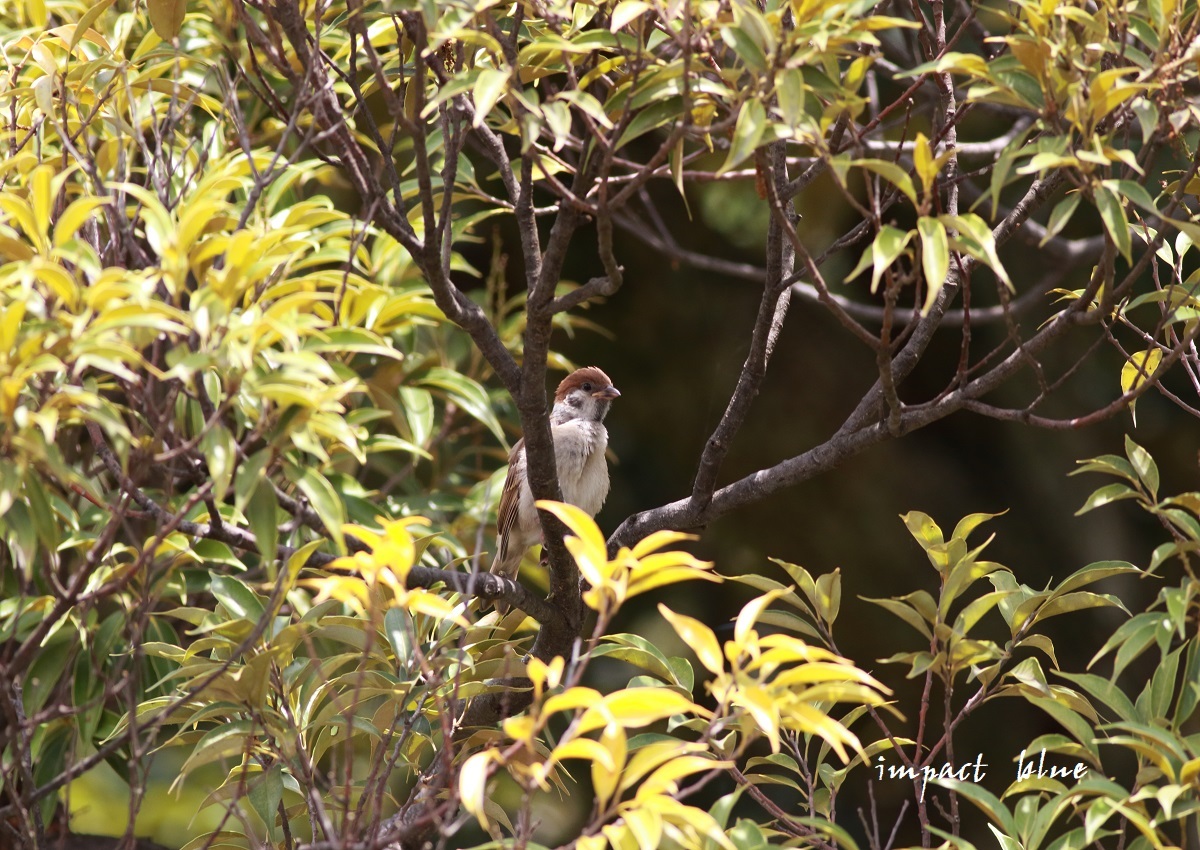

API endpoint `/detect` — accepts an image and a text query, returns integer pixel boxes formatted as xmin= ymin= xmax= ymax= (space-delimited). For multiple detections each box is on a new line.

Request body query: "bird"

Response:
xmin=488 ymin=366 xmax=620 ymax=612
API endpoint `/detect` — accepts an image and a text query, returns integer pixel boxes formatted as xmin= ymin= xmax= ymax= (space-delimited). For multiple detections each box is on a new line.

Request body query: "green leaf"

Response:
xmin=247 ymin=763 xmax=284 ymax=841
xmin=720 ymin=99 xmax=766 ymax=175
xmin=941 ymin=560 xmax=1007 ymax=619
xmin=68 ymin=0 xmax=117 ymax=51
xmin=754 ymin=608 xmax=822 ymax=640
xmin=935 ymin=777 xmax=1019 ymax=838
xmin=942 ymin=213 xmax=1012 ymax=289
xmin=721 ymin=24 xmax=767 ymax=73
xmin=954 ymin=590 xmax=1012 ymax=635
xmin=864 ymin=226 xmax=913 ymax=293
xmin=1103 ymin=179 xmax=1158 ymax=216
xmin=146 ymin=0 xmax=186 ymax=39
xmin=210 ymin=576 xmax=266 ymax=622
xmin=396 ymin=386 xmax=435 ymax=447
xmin=729 ymin=573 xmax=812 ymax=617
xmin=384 ymin=607 xmax=412 ymax=666
xmin=1094 ymin=185 xmax=1131 ymax=261
xmin=918 ymin=217 xmax=950 ymax=313
xmin=1123 ymin=436 xmax=1159 ymax=497
xmin=775 ymin=68 xmax=805 ymax=126
xmin=1042 ymin=193 xmax=1082 ymax=244
xmin=472 ymin=69 xmax=510 ymax=127
xmin=420 ymin=368 xmax=506 ymax=443
xmin=247 ymin=479 xmax=279 ymax=569
xmin=1047 ymin=561 xmax=1141 ymax=599
xmin=614 ymin=96 xmax=683 ymax=150
xmin=836 ymin=157 xmax=918 ymax=207
xmin=284 ymin=463 xmax=346 ymax=554
xmin=1028 ymin=592 xmax=1129 ymax=629
xmin=199 ymin=426 xmax=236 ymax=504
xmin=1075 ymin=482 xmax=1137 ymax=515
xmin=1071 ymin=453 xmax=1136 ymax=484
xmin=1112 ymin=615 xmax=1160 ymax=678
xmin=556 ymin=89 xmax=614 ymax=129
xmin=861 ymin=594 xmax=933 ymax=639
xmin=593 ymin=634 xmax=678 ymax=685
xmin=1026 ymin=697 xmax=1098 ymax=756
xmin=1142 ymin=645 xmax=1181 ymax=720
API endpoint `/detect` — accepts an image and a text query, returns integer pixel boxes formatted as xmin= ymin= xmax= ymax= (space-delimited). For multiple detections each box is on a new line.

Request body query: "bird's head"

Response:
xmin=551 ymin=366 xmax=620 ymax=424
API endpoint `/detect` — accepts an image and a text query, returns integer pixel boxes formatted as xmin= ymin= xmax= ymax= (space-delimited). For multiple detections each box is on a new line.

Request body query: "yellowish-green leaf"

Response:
xmin=146 ymin=0 xmax=187 ymax=40
xmin=917 ymin=217 xmax=949 ymax=314
xmin=610 ymin=0 xmax=652 ymax=31
xmin=1121 ymin=348 xmax=1163 ymax=396
xmin=472 ymin=69 xmax=510 ymax=127
xmin=720 ymin=99 xmax=765 ymax=175
xmin=659 ymin=604 xmax=724 ymax=676
xmin=734 ymin=590 xmax=786 ymax=645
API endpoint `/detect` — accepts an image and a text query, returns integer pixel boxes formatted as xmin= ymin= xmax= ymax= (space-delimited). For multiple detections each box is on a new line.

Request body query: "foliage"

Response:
xmin=4 ymin=0 xmax=1200 ymax=848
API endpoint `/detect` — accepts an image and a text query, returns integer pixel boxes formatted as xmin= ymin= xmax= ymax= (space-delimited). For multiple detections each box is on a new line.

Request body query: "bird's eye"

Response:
xmin=582 ymin=382 xmax=592 ymax=391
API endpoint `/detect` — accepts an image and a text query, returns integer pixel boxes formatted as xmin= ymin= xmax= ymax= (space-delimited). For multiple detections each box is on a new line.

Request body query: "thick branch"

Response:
xmin=405 ymin=567 xmax=560 ymax=625
xmin=690 ymin=145 xmax=795 ymax=511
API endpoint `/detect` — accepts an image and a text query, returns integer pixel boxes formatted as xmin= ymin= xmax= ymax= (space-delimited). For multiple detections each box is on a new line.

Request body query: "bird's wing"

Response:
xmin=493 ymin=438 xmax=525 ymax=566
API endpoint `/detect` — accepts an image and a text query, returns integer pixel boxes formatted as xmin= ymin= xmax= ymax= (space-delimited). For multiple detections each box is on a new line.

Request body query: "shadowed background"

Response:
xmin=502 ymin=173 xmax=1191 ymax=845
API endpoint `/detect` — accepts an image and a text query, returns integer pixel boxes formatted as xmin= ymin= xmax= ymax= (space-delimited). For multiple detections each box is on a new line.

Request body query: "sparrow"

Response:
xmin=489 ymin=366 xmax=620 ymax=610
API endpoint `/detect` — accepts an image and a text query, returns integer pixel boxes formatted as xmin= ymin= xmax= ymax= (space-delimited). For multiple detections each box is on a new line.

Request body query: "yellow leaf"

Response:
xmin=339 ymin=523 xmax=382 ymax=552
xmin=1121 ymin=348 xmax=1163 ymax=395
xmin=53 ymin=197 xmax=112 ymax=249
xmin=627 ymin=566 xmax=721 ymax=597
xmin=592 ymin=723 xmax=627 ymax=807
xmin=733 ymin=685 xmax=781 ymax=752
xmin=397 ymin=588 xmax=468 ymax=626
xmin=459 ymin=751 xmax=496 ymax=828
xmin=618 ymin=741 xmax=708 ymax=795
xmin=552 ymin=737 xmax=617 ymax=772
xmin=538 ymin=500 xmax=610 ymax=585
xmin=646 ymin=796 xmax=737 ymax=850
xmin=0 ymin=301 xmax=27 ymax=356
xmin=30 ymin=165 xmax=53 ymax=241
xmin=580 ymin=687 xmax=699 ymax=733
xmin=734 ymin=590 xmax=786 ymax=645
xmin=781 ymin=701 xmax=862 ymax=762
xmin=537 ymin=499 xmax=607 ymax=558
xmin=603 ymin=687 xmax=698 ymax=725
xmin=628 ymin=529 xmax=697 ymax=559
xmin=621 ymin=805 xmax=662 ymax=850
xmin=503 ymin=715 xmax=536 ymax=741
xmin=913 ymin=132 xmax=934 ymax=195
xmin=659 ymin=605 xmax=724 ymax=676
xmin=543 ymin=686 xmax=602 ymax=717
xmin=526 ymin=655 xmax=565 ymax=693
xmin=637 ymin=755 xmax=728 ymax=797
xmin=306 ymin=575 xmax=371 ymax=613
xmin=770 ymin=660 xmax=884 ymax=688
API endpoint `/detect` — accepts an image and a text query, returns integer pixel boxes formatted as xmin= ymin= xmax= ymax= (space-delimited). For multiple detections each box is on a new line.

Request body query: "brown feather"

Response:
xmin=493 ymin=437 xmax=524 ymax=571
xmin=554 ymin=366 xmax=614 ymax=403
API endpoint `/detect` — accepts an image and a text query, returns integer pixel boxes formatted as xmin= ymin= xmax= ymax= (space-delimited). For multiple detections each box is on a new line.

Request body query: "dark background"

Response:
xmin=511 ymin=171 xmax=1194 ymax=844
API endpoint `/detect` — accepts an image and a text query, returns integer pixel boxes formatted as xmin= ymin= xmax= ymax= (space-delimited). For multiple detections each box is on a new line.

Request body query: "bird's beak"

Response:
xmin=593 ymin=385 xmax=620 ymax=400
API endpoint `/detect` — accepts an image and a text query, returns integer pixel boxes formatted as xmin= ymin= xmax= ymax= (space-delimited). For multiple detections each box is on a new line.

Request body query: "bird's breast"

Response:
xmin=553 ymin=422 xmax=610 ymax=517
